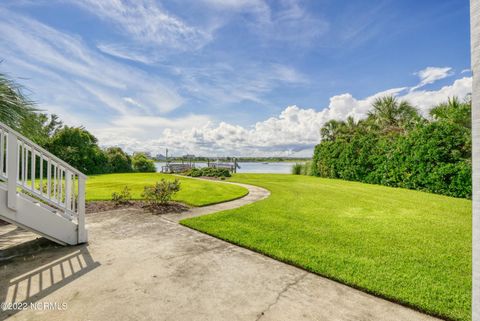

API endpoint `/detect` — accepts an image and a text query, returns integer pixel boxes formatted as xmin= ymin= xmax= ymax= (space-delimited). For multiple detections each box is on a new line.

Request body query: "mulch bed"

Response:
xmin=86 ymin=201 xmax=189 ymax=215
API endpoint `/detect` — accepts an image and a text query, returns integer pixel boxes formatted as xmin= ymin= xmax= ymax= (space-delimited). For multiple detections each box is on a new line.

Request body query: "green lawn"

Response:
xmin=181 ymin=174 xmax=472 ymax=321
xmin=86 ymin=173 xmax=248 ymax=206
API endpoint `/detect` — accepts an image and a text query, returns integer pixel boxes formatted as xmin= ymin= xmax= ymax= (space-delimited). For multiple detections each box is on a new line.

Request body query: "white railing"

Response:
xmin=0 ymin=122 xmax=87 ymax=243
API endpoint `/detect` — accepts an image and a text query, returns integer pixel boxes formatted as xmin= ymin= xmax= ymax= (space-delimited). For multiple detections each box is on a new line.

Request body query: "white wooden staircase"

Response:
xmin=0 ymin=122 xmax=87 ymax=245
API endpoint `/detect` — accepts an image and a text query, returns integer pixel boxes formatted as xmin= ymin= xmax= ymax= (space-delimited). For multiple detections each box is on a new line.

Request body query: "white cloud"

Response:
xmin=200 ymin=0 xmax=266 ymax=10
xmin=0 ymin=7 xmax=471 ymax=158
xmin=410 ymin=66 xmax=453 ymax=91
xmin=271 ymin=64 xmax=308 ymax=83
xmin=173 ymin=62 xmax=308 ymax=106
xmin=0 ymin=7 xmax=311 ymax=157
xmin=96 ymin=76 xmax=471 ymax=157
xmin=96 ymin=43 xmax=155 ymax=64
xmin=72 ymin=0 xmax=212 ymax=62
xmin=198 ymin=0 xmax=328 ymax=45
xmin=0 ymin=8 xmax=183 ymax=118
xmin=403 ymin=77 xmax=472 ymax=115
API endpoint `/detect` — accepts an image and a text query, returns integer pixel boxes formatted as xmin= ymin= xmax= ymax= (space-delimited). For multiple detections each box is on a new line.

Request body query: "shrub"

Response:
xmin=291 ymin=163 xmax=303 ymax=175
xmin=184 ymin=167 xmax=231 ymax=178
xmin=132 ymin=153 xmax=156 ymax=172
xmin=185 ymin=168 xmax=202 ymax=177
xmin=111 ymin=186 xmax=132 ymax=205
xmin=292 ymin=162 xmax=312 ymax=175
xmin=302 ymin=161 xmax=312 ymax=175
xmin=312 ymin=97 xmax=472 ymax=198
xmin=142 ymin=179 xmax=181 ymax=206
xmin=47 ymin=126 xmax=109 ymax=174
xmin=106 ymin=147 xmax=132 ymax=173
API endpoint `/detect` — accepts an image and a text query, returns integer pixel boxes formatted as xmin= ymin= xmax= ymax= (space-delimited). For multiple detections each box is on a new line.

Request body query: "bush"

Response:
xmin=291 ymin=163 xmax=303 ymax=175
xmin=302 ymin=161 xmax=312 ymax=175
xmin=132 ymin=153 xmax=156 ymax=172
xmin=184 ymin=167 xmax=231 ymax=178
xmin=292 ymin=162 xmax=311 ymax=175
xmin=186 ymin=168 xmax=203 ymax=177
xmin=142 ymin=179 xmax=181 ymax=206
xmin=312 ymin=98 xmax=472 ymax=198
xmin=46 ymin=126 xmax=109 ymax=174
xmin=106 ymin=147 xmax=132 ymax=173
xmin=111 ymin=186 xmax=132 ymax=205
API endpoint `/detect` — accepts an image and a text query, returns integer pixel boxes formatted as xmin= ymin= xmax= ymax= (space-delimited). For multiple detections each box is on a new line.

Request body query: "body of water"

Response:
xmin=155 ymin=162 xmax=298 ymax=174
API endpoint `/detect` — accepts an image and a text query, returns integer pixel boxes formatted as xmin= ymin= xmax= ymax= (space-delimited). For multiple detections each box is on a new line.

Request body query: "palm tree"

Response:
xmin=367 ymin=96 xmax=420 ymax=133
xmin=470 ymin=1 xmax=479 ymax=320
xmin=342 ymin=116 xmax=360 ymax=135
xmin=429 ymin=96 xmax=471 ymax=128
xmin=0 ymin=72 xmax=37 ymax=130
xmin=320 ymin=119 xmax=344 ymax=141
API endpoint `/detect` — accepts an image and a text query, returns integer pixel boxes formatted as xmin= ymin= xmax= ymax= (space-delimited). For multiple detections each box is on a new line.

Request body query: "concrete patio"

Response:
xmin=0 ymin=203 xmax=442 ymax=321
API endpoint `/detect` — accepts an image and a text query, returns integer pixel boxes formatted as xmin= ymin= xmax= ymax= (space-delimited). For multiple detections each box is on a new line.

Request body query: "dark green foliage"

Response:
xmin=0 ymin=71 xmax=38 ymax=130
xmin=0 ymin=72 xmax=63 ymax=146
xmin=186 ymin=168 xmax=203 ymax=177
xmin=367 ymin=96 xmax=421 ymax=132
xmin=106 ymin=147 xmax=132 ymax=173
xmin=46 ymin=126 xmax=109 ymax=175
xmin=291 ymin=163 xmax=302 ymax=175
xmin=302 ymin=161 xmax=312 ymax=175
xmin=142 ymin=179 xmax=181 ymax=206
xmin=0 ymin=71 xmax=134 ymax=175
xmin=20 ymin=113 xmax=63 ymax=147
xmin=291 ymin=162 xmax=312 ymax=175
xmin=312 ymin=96 xmax=471 ymax=198
xmin=132 ymin=153 xmax=156 ymax=172
xmin=26 ymin=118 xmax=133 ymax=176
xmin=429 ymin=97 xmax=471 ymax=128
xmin=111 ymin=186 xmax=132 ymax=205
xmin=184 ymin=167 xmax=231 ymax=178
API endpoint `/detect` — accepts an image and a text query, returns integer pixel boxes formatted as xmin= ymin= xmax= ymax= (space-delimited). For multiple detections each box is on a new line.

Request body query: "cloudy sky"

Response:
xmin=0 ymin=0 xmax=472 ymax=157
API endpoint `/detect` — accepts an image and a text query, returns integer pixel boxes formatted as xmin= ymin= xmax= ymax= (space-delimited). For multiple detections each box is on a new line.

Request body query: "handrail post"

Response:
xmin=77 ymin=175 xmax=87 ymax=243
xmin=65 ymin=171 xmax=72 ymax=211
xmin=7 ymin=133 xmax=18 ymax=210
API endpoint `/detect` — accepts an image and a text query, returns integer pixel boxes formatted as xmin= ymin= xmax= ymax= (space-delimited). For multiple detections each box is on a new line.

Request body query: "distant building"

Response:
xmin=182 ymin=154 xmax=195 ymax=159
xmin=155 ymin=154 xmax=166 ymax=160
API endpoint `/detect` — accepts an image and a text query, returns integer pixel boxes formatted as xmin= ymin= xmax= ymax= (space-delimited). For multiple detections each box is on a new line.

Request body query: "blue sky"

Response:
xmin=0 ymin=0 xmax=472 ymax=156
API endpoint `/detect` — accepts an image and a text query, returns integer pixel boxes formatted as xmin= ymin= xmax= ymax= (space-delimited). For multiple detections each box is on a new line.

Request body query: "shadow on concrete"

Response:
xmin=0 ymin=237 xmax=62 ymax=262
xmin=0 ymin=226 xmax=40 ymax=253
xmin=0 ymin=242 xmax=100 ymax=320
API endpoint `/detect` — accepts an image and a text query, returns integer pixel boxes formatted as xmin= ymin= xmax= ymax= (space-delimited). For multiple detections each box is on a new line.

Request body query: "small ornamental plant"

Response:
xmin=111 ymin=186 xmax=132 ymax=205
xmin=142 ymin=179 xmax=181 ymax=207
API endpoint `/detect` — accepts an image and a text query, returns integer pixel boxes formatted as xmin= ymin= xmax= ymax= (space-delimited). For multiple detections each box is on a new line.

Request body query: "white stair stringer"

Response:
xmin=0 ymin=185 xmax=81 ymax=245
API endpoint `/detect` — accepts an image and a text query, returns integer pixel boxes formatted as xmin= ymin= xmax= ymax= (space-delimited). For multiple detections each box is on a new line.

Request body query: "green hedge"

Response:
xmin=311 ymin=97 xmax=471 ymax=199
xmin=184 ymin=167 xmax=231 ymax=178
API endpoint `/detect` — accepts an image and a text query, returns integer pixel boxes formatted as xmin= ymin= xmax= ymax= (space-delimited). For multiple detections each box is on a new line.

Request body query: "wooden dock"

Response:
xmin=208 ymin=159 xmax=240 ymax=173
xmin=161 ymin=163 xmax=193 ymax=173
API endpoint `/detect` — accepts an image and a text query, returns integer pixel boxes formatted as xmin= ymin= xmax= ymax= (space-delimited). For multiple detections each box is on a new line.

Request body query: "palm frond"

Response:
xmin=0 ymin=71 xmax=38 ymax=129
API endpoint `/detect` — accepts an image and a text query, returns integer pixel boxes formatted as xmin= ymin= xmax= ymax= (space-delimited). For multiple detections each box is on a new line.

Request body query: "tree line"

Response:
xmin=311 ymin=96 xmax=471 ymax=198
xmin=0 ymin=71 xmax=156 ymax=175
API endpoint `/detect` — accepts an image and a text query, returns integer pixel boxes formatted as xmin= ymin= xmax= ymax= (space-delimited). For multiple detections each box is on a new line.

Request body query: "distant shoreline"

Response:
xmin=154 ymin=159 xmax=311 ymax=163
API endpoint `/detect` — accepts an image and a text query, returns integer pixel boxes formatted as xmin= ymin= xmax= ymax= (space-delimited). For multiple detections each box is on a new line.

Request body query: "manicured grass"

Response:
xmin=181 ymin=174 xmax=472 ymax=321
xmin=86 ymin=173 xmax=248 ymax=207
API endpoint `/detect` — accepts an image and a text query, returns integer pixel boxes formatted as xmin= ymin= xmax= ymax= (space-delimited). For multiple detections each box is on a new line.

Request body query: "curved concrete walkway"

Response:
xmin=163 ymin=180 xmax=270 ymax=222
